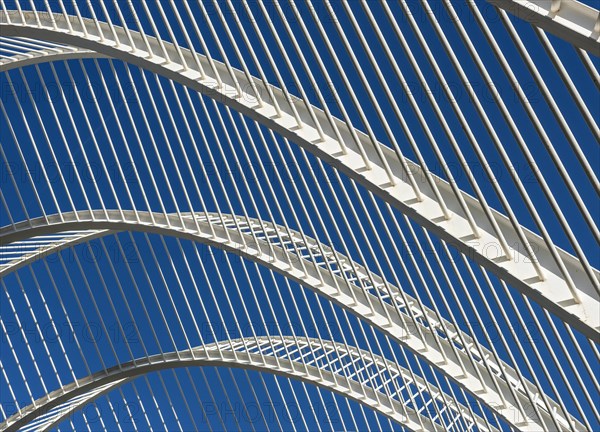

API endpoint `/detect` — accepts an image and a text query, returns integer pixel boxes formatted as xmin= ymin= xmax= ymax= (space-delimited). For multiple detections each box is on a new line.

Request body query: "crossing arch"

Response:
xmin=1 ymin=10 xmax=597 ymax=341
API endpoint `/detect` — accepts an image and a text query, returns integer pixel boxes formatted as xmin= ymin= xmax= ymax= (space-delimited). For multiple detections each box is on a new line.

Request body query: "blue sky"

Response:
xmin=1 ymin=1 xmax=599 ymax=430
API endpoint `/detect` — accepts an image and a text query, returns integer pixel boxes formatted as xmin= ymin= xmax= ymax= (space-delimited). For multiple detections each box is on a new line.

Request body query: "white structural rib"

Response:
xmin=0 ymin=229 xmax=107 ymax=276
xmin=0 ymin=336 xmax=494 ymax=432
xmin=0 ymin=210 xmax=586 ymax=432
xmin=0 ymin=11 xmax=597 ymax=341
xmin=0 ymin=46 xmax=104 ymax=70
xmin=487 ymin=0 xmax=600 ymax=54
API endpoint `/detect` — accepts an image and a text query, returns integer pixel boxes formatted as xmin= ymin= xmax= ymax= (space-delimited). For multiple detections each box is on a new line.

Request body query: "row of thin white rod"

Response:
xmin=0 ymin=0 xmax=598 ymax=430
xmin=1 ymin=50 xmax=596 ymax=428
xmin=3 ymin=0 xmax=597 ymax=297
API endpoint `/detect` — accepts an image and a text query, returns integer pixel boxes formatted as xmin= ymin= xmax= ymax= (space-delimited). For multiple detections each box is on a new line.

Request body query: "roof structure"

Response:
xmin=0 ymin=1 xmax=598 ymax=431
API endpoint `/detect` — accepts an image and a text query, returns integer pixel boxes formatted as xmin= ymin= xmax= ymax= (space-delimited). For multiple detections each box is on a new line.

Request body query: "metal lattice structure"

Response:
xmin=3 ymin=336 xmax=498 ymax=432
xmin=0 ymin=1 xmax=598 ymax=431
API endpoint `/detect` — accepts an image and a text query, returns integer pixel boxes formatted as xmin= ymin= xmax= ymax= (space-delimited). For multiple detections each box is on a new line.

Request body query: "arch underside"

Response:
xmin=0 ymin=11 xmax=597 ymax=342
xmin=0 ymin=6 xmax=598 ymax=432
xmin=0 ymin=210 xmax=583 ymax=431
xmin=486 ymin=0 xmax=600 ymax=54
xmin=1 ymin=336 xmax=498 ymax=432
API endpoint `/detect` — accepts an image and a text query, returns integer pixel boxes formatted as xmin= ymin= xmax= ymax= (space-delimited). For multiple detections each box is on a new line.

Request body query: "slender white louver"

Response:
xmin=0 ymin=1 xmax=598 ymax=431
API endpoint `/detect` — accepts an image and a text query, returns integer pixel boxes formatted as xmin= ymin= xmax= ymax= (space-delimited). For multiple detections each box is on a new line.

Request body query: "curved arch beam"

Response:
xmin=0 ymin=46 xmax=105 ymax=71
xmin=487 ymin=0 xmax=600 ymax=55
xmin=0 ymin=11 xmax=597 ymax=341
xmin=0 ymin=336 xmax=496 ymax=432
xmin=0 ymin=228 xmax=108 ymax=275
xmin=0 ymin=210 xmax=582 ymax=432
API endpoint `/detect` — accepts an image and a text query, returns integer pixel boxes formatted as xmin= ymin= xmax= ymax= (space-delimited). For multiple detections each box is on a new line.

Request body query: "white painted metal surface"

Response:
xmin=1 ymin=10 xmax=597 ymax=341
xmin=0 ymin=210 xmax=586 ymax=432
xmin=0 ymin=1 xmax=597 ymax=431
xmin=1 ymin=336 xmax=496 ymax=432
xmin=488 ymin=0 xmax=600 ymax=54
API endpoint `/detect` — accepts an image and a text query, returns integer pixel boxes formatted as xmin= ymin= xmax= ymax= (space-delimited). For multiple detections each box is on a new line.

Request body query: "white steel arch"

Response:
xmin=0 ymin=41 xmax=105 ymax=70
xmin=1 ymin=10 xmax=598 ymax=342
xmin=0 ymin=210 xmax=586 ymax=432
xmin=488 ymin=0 xmax=600 ymax=54
xmin=1 ymin=1 xmax=598 ymax=431
xmin=0 ymin=336 xmax=497 ymax=432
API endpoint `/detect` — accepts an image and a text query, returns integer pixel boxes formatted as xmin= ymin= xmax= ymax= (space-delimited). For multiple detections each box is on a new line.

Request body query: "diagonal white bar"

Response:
xmin=1 ymin=336 xmax=495 ymax=432
xmin=487 ymin=0 xmax=600 ymax=54
xmin=0 ymin=210 xmax=586 ymax=432
xmin=0 ymin=10 xmax=597 ymax=342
